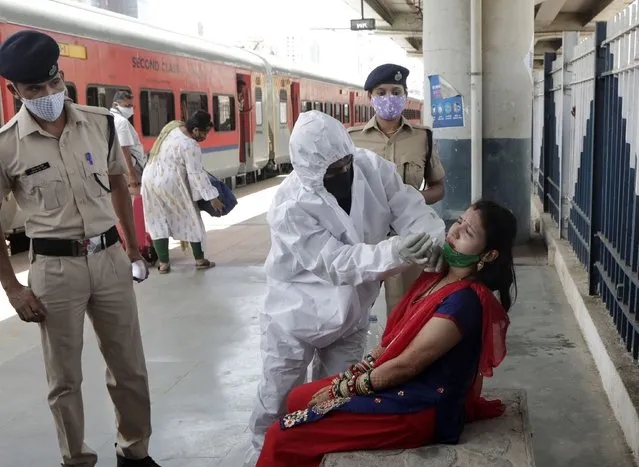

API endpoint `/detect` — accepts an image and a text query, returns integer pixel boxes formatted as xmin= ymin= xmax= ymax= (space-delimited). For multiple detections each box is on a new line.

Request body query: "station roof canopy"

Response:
xmin=341 ymin=0 xmax=633 ymax=65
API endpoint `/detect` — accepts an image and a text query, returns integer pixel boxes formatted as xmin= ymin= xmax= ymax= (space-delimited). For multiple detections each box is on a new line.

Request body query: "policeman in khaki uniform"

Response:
xmin=0 ymin=31 xmax=161 ymax=467
xmin=349 ymin=64 xmax=446 ymax=318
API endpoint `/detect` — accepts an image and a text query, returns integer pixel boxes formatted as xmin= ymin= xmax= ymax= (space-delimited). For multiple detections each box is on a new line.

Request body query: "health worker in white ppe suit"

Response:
xmin=244 ymin=110 xmax=446 ymax=466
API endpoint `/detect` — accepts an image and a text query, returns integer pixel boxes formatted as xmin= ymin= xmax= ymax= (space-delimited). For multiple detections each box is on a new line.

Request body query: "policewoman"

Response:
xmin=0 ymin=31 xmax=161 ymax=467
xmin=348 ymin=64 xmax=446 ymax=318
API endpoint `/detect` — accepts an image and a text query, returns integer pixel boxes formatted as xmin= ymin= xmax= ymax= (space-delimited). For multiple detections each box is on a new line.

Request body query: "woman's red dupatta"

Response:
xmin=374 ymin=272 xmax=510 ymax=421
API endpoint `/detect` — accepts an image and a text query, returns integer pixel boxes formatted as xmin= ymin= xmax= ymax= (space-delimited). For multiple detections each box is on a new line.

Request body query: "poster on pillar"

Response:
xmin=428 ymin=74 xmax=464 ymax=128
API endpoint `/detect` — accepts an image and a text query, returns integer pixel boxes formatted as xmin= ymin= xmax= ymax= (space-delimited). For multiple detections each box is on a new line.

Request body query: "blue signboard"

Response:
xmin=428 ymin=74 xmax=464 ymax=128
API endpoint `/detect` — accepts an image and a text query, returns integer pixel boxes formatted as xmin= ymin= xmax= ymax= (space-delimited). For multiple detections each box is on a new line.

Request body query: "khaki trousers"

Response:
xmin=383 ymin=264 xmax=424 ymax=318
xmin=29 ymin=243 xmax=151 ymax=467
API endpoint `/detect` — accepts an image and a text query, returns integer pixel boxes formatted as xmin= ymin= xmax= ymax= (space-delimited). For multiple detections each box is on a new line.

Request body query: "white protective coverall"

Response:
xmin=245 ymin=111 xmax=445 ymax=466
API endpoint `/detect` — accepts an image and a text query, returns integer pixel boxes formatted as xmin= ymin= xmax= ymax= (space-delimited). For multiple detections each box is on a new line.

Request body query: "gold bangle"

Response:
xmin=339 ymin=380 xmax=349 ymax=397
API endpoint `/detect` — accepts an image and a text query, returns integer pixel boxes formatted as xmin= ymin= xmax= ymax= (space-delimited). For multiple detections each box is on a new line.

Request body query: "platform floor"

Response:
xmin=0 ymin=178 xmax=634 ymax=467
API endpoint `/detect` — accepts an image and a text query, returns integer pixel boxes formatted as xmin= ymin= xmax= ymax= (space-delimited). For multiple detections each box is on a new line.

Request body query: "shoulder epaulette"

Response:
xmin=410 ymin=123 xmax=432 ymax=132
xmin=73 ymin=103 xmax=111 ymax=117
xmin=0 ymin=114 xmax=19 ymax=135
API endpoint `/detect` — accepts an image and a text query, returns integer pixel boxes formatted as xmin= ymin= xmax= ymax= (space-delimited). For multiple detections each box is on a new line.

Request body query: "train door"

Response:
xmin=236 ymin=74 xmax=252 ymax=170
xmin=348 ymin=92 xmax=356 ymax=127
xmin=290 ymin=81 xmax=300 ymax=127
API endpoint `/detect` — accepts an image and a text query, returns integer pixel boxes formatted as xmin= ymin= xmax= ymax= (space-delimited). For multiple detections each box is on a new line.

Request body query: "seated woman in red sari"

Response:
xmin=256 ymin=200 xmax=517 ymax=467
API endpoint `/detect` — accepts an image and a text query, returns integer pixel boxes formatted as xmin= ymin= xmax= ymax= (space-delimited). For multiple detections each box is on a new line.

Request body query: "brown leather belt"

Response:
xmin=31 ymin=226 xmax=120 ymax=257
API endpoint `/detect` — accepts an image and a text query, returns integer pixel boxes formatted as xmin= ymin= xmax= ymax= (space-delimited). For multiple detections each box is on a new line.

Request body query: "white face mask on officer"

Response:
xmin=18 ymin=89 xmax=66 ymax=122
xmin=117 ymin=105 xmax=134 ymax=119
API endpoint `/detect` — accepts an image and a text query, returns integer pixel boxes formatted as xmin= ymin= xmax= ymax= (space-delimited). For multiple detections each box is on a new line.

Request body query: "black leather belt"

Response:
xmin=31 ymin=226 xmax=120 ymax=257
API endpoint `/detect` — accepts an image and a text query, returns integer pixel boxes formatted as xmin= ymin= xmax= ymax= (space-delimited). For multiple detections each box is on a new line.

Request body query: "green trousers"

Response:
xmin=152 ymin=239 xmax=204 ymax=263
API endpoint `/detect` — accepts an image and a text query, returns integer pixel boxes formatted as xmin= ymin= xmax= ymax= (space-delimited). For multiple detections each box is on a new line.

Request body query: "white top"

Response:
xmin=110 ymin=109 xmax=146 ymax=170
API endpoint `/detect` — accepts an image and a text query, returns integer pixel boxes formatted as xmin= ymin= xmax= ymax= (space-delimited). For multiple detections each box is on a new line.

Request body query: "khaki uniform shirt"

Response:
xmin=0 ymin=103 xmax=128 ymax=239
xmin=348 ymin=116 xmax=445 ymax=190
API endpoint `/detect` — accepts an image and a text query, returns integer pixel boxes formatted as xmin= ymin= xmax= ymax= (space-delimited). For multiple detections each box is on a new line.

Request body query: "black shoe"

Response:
xmin=116 ymin=454 xmax=161 ymax=467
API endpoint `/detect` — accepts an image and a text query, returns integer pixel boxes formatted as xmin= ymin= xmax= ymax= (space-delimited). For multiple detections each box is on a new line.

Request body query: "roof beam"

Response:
xmin=534 ymin=12 xmax=595 ymax=32
xmin=535 ymin=0 xmax=568 ymax=27
xmin=390 ymin=13 xmax=423 ymax=30
xmin=374 ymin=28 xmax=422 ymax=36
xmin=374 ymin=13 xmax=422 ymax=37
xmin=364 ymin=0 xmax=396 ymax=25
xmin=582 ymin=0 xmax=618 ymax=23
xmin=534 ymin=38 xmax=563 ymax=53
xmin=340 ymin=0 xmax=392 ymax=26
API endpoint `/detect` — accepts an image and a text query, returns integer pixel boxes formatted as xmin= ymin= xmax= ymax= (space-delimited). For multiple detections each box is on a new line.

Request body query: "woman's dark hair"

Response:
xmin=185 ymin=110 xmax=213 ymax=132
xmin=472 ymin=200 xmax=518 ymax=311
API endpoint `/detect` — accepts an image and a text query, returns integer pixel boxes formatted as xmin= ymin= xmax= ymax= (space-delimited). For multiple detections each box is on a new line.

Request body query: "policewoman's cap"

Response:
xmin=0 ymin=30 xmax=60 ymax=84
xmin=364 ymin=64 xmax=410 ymax=92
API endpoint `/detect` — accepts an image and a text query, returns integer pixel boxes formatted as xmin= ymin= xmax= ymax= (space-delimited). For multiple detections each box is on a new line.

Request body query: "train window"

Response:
xmin=180 ymin=92 xmax=208 ymax=121
xmin=255 ymin=87 xmax=263 ymax=126
xmin=343 ymin=104 xmax=350 ymax=124
xmin=334 ymin=103 xmax=341 ymax=122
xmin=87 ymin=85 xmax=132 ymax=110
xmin=66 ymin=83 xmax=78 ymax=103
xmin=313 ymin=101 xmax=322 ymax=112
xmin=140 ymin=90 xmax=175 ymax=137
xmin=279 ymin=90 xmax=288 ymax=125
xmin=325 ymin=102 xmax=333 ymax=117
xmin=213 ymin=94 xmax=236 ymax=132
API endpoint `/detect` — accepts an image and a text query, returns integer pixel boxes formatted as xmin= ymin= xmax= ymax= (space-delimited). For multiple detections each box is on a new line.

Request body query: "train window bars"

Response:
xmin=213 ymin=95 xmax=236 ymax=132
xmin=279 ymin=90 xmax=287 ymax=125
xmin=87 ymin=85 xmax=132 ymax=110
xmin=180 ymin=92 xmax=208 ymax=121
xmin=255 ymin=87 xmax=263 ymax=127
xmin=140 ymin=89 xmax=175 ymax=137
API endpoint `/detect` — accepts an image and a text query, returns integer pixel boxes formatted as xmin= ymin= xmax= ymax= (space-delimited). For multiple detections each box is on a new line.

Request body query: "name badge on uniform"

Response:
xmin=24 ymin=162 xmax=51 ymax=176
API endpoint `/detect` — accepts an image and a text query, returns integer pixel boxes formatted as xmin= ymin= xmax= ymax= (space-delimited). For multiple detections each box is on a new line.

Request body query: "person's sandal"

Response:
xmin=195 ymin=259 xmax=215 ymax=270
xmin=157 ymin=262 xmax=171 ymax=274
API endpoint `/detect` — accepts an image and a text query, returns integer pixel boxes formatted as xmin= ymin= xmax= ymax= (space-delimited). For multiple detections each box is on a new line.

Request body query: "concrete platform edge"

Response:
xmin=532 ymin=197 xmax=639 ymax=463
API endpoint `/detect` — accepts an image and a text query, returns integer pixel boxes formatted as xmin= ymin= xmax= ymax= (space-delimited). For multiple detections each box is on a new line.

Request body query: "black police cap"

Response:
xmin=364 ymin=64 xmax=410 ymax=92
xmin=0 ymin=30 xmax=60 ymax=85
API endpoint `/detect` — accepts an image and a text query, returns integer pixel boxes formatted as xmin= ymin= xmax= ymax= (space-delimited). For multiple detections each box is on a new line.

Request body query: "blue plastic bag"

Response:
xmin=197 ymin=172 xmax=238 ymax=217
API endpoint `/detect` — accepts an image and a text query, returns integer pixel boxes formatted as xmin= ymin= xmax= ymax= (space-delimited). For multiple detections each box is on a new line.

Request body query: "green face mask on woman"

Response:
xmin=442 ymin=242 xmax=481 ymax=268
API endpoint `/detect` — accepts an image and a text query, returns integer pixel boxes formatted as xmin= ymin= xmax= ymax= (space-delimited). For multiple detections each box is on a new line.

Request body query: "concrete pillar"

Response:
xmin=423 ymin=0 xmax=534 ymax=243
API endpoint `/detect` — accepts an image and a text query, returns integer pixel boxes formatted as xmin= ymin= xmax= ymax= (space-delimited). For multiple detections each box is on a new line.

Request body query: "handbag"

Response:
xmin=197 ymin=172 xmax=238 ymax=217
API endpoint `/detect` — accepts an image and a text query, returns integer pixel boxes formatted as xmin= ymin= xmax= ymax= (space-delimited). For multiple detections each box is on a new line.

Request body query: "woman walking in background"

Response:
xmin=141 ymin=110 xmax=224 ymax=274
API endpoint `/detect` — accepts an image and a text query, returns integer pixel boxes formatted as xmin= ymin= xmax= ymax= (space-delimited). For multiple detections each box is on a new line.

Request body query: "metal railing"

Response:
xmin=533 ymin=1 xmax=639 ymax=360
